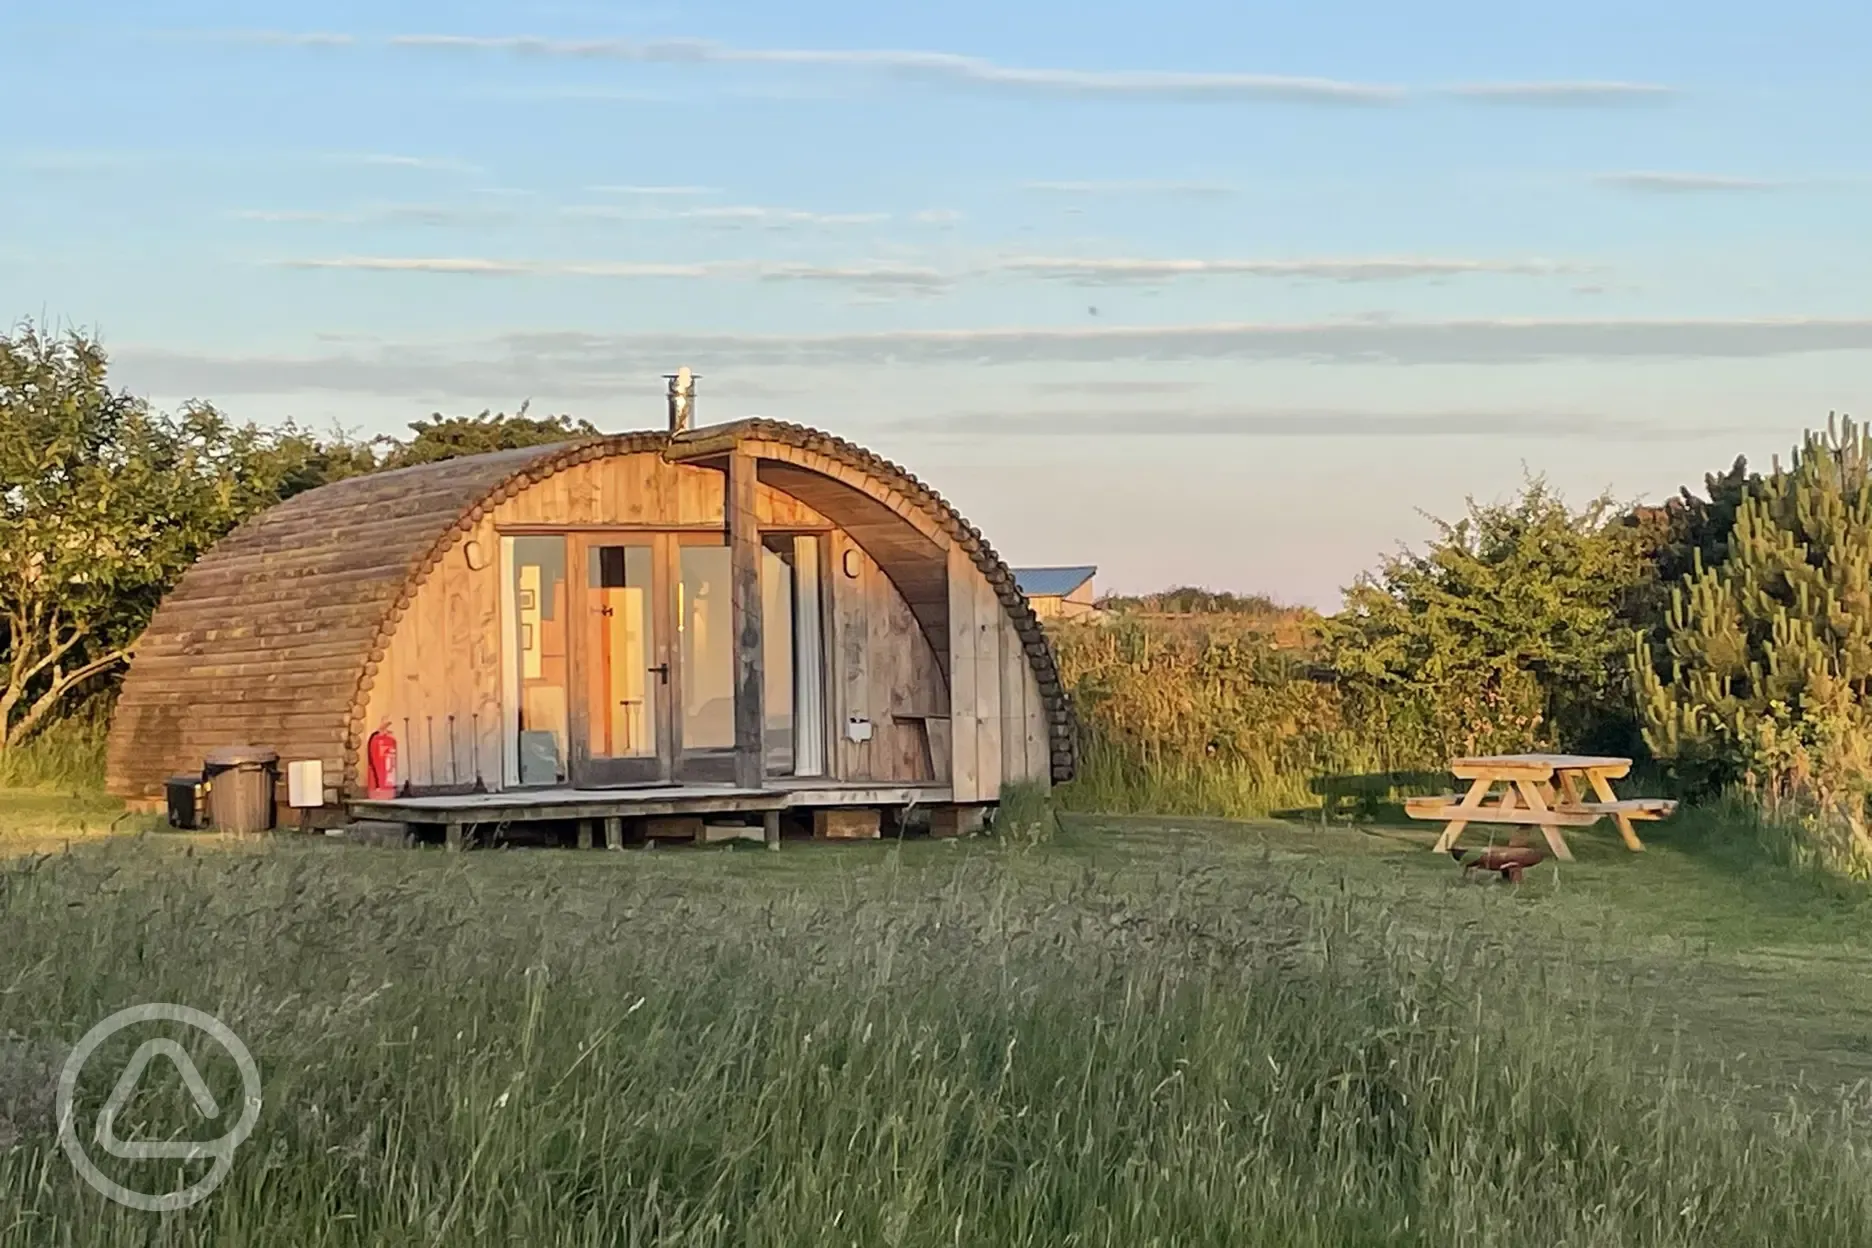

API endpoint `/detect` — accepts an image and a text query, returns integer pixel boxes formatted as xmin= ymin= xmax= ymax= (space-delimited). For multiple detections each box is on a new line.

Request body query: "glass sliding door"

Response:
xmin=574 ymin=539 xmax=669 ymax=786
xmin=506 ymin=528 xmax=833 ymax=789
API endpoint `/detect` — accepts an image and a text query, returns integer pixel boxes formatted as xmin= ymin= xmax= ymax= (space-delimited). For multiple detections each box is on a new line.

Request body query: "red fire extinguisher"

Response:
xmin=367 ymin=722 xmax=398 ymax=799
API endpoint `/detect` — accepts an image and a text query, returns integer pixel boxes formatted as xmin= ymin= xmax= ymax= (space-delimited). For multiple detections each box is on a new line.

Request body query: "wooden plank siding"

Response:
xmin=828 ymin=531 xmax=949 ymax=783
xmin=360 ymin=450 xmax=952 ymax=793
xmin=946 ymin=544 xmax=1052 ymax=801
xmin=110 ymin=424 xmax=1076 ymax=807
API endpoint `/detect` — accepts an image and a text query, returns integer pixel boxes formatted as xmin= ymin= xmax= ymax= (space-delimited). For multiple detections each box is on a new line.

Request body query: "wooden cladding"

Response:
xmin=109 ymin=424 xmax=1075 ymax=805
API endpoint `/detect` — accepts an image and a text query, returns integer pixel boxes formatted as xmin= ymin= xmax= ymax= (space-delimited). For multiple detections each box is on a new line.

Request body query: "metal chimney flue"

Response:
xmin=665 ymin=366 xmax=697 ymax=433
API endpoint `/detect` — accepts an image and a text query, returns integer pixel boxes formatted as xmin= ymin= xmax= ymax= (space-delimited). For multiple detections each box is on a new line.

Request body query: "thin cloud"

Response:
xmin=1029 ymin=379 xmax=1209 ymax=396
xmin=911 ymin=208 xmax=964 ymax=225
xmin=179 ymin=31 xmax=1683 ymax=107
xmin=324 ymin=152 xmax=483 ymax=174
xmin=1000 ymin=256 xmax=1577 ymax=284
xmin=112 ymin=316 xmax=1872 ymax=402
xmin=754 ymin=262 xmax=946 ymax=288
xmin=561 ymin=203 xmax=888 ymax=226
xmin=676 ymin=205 xmax=890 ymax=227
xmin=274 ymin=255 xmax=948 ymax=290
xmin=234 ymin=204 xmax=517 ymax=226
xmin=1022 ymin=180 xmax=1235 ymax=196
xmin=237 ymin=209 xmax=355 ymax=223
xmin=588 ymin=184 xmax=720 ymax=196
xmin=269 ymin=249 xmax=1577 ymax=288
xmin=202 ymin=30 xmax=358 ymax=46
xmin=1595 ymin=171 xmax=1785 ymax=193
xmin=379 ymin=34 xmax=1409 ymax=103
xmin=894 ymin=408 xmax=1736 ymax=441
xmin=282 ymin=257 xmax=548 ymax=275
xmin=1447 ymin=80 xmax=1675 ymax=104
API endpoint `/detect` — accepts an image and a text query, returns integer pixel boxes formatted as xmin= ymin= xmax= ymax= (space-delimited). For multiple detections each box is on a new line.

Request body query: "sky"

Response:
xmin=4 ymin=1 xmax=1871 ymax=607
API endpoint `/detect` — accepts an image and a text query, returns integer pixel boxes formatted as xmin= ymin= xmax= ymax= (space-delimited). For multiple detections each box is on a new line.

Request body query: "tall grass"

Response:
xmin=3 ymin=841 xmax=1869 ymax=1245
xmin=0 ymin=701 xmax=109 ymax=792
xmin=1052 ymin=617 xmax=1431 ymax=818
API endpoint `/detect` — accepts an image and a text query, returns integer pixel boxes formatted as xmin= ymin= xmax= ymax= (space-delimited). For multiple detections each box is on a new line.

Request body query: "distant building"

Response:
xmin=1013 ymin=566 xmax=1100 ymax=621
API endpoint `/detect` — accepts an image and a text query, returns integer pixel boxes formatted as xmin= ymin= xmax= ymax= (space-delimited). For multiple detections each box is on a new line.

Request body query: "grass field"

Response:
xmin=5 ymin=792 xmax=1872 ymax=1244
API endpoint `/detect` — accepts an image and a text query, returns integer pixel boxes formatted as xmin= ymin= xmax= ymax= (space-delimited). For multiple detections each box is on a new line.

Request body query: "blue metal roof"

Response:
xmin=1011 ymin=566 xmax=1097 ymax=598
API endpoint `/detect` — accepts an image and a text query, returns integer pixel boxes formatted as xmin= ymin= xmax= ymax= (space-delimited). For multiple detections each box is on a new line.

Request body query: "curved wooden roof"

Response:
xmin=108 ymin=425 xmax=1074 ymax=799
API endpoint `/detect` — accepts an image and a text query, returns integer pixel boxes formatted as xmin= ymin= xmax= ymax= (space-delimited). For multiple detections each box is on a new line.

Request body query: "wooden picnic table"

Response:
xmin=1403 ymin=753 xmax=1676 ymax=862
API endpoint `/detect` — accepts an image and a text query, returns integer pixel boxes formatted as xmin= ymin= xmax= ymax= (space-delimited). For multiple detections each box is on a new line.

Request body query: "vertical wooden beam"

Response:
xmin=728 ymin=450 xmax=765 ymax=789
xmin=947 ymin=544 xmax=981 ymax=801
xmin=576 ymin=819 xmax=594 ymax=850
xmin=763 ymin=808 xmax=781 ymax=850
xmin=604 ymin=815 xmax=624 ymax=850
xmin=445 ymin=821 xmax=464 ymax=853
xmin=973 ymin=569 xmax=1003 ymax=801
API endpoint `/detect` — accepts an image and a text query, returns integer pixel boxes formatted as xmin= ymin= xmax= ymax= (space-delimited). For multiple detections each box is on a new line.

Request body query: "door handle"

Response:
xmin=648 ymin=663 xmax=670 ymax=684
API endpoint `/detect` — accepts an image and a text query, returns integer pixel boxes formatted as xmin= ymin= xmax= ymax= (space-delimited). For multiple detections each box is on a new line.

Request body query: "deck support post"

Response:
xmin=727 ymin=448 xmax=766 ymax=791
xmin=604 ymin=816 xmax=624 ymax=850
xmin=931 ymin=805 xmax=987 ymax=839
xmin=576 ymin=819 xmax=594 ymax=850
xmin=763 ymin=809 xmax=781 ymax=850
xmin=444 ymin=822 xmax=464 ymax=852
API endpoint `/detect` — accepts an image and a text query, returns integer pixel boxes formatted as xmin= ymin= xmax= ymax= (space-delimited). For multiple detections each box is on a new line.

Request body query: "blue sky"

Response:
xmin=5 ymin=1 xmax=1871 ymax=605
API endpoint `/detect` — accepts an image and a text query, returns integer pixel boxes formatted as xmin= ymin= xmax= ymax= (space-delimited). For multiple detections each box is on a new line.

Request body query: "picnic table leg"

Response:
xmin=1557 ymin=770 xmax=1585 ymax=807
xmin=1512 ymin=779 xmax=1575 ymax=862
xmin=1585 ymin=769 xmax=1646 ymax=851
xmin=1432 ymin=777 xmax=1493 ymax=853
xmin=1495 ymin=785 xmax=1531 ymax=847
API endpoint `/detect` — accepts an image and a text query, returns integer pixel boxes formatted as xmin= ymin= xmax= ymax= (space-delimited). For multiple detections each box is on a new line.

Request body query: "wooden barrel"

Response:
xmin=205 ymin=747 xmax=279 ymax=833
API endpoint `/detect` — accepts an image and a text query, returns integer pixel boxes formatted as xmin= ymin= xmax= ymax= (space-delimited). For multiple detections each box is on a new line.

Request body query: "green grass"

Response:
xmin=0 ymin=705 xmax=110 ymax=792
xmin=5 ymin=796 xmax=1872 ymax=1244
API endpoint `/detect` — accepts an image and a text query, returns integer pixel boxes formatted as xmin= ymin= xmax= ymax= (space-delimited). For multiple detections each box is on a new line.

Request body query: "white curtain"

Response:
xmin=792 ymin=536 xmax=827 ymax=776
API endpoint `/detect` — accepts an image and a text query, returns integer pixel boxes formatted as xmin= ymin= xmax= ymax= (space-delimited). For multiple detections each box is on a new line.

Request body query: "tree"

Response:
xmin=0 ymin=323 xmax=367 ymax=751
xmin=379 ymin=404 xmax=600 ymax=469
xmin=1327 ymin=478 xmax=1651 ymax=760
xmin=1636 ymin=416 xmax=1872 ymax=861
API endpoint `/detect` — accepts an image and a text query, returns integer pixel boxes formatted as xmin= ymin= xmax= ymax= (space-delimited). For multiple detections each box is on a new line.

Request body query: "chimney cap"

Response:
xmin=666 ymin=366 xmax=697 ymax=432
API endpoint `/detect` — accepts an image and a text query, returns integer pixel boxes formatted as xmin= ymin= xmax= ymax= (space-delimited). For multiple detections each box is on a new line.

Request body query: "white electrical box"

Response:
xmin=286 ymin=760 xmax=325 ymax=808
xmin=844 ymin=716 xmax=874 ymax=743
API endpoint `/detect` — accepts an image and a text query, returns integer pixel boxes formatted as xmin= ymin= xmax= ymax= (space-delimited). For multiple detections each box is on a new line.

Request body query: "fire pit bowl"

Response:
xmin=1450 ymin=845 xmax=1549 ymax=884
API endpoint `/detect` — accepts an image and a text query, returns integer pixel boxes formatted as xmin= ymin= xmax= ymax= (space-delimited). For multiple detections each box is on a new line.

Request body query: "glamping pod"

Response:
xmin=106 ymin=417 xmax=1074 ymax=841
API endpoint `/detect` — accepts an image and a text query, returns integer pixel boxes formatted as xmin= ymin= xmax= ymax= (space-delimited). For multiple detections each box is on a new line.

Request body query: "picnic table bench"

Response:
xmin=1403 ymin=753 xmax=1676 ymax=862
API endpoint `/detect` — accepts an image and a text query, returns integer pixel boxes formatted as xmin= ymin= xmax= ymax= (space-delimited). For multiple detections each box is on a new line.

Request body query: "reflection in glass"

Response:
xmin=509 ymin=535 xmax=568 ymax=784
xmin=587 ymin=544 xmax=656 ymax=759
xmin=679 ymin=546 xmax=735 ymax=750
xmin=762 ymin=547 xmax=795 ymax=773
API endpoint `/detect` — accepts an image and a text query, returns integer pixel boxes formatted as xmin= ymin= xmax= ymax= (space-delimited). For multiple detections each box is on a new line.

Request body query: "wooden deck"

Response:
xmin=350 ymin=781 xmax=950 ymax=823
xmin=346 ymin=781 xmax=958 ymax=848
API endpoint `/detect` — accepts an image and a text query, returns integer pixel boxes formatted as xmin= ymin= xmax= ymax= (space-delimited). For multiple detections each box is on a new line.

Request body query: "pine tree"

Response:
xmin=1636 ymin=414 xmax=1872 ymax=862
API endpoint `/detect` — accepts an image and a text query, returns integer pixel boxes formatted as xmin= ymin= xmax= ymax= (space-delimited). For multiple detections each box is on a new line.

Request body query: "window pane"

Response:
xmin=510 ymin=536 xmax=568 ymax=784
xmin=762 ymin=547 xmax=795 ymax=773
xmin=587 ymin=544 xmax=657 ymax=759
xmin=679 ymin=546 xmax=736 ymax=750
